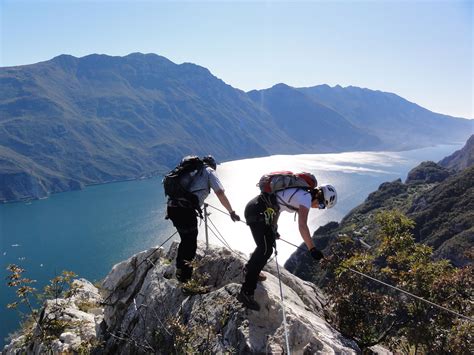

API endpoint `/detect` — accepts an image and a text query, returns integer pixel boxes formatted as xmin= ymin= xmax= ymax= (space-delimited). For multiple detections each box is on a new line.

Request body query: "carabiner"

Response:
xmin=264 ymin=207 xmax=275 ymax=225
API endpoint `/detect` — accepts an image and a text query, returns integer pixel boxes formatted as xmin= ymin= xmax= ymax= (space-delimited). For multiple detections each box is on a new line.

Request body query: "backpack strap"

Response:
xmin=179 ymin=167 xmax=205 ymax=218
xmin=275 ymin=187 xmax=308 ymax=212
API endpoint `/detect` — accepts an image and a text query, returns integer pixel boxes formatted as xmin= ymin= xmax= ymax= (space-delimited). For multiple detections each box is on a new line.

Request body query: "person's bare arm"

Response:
xmin=297 ymin=206 xmax=315 ymax=250
xmin=215 ymin=190 xmax=234 ymax=213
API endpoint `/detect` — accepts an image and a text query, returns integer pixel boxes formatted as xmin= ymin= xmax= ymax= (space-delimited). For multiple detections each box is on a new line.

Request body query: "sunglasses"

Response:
xmin=313 ymin=189 xmax=326 ymax=209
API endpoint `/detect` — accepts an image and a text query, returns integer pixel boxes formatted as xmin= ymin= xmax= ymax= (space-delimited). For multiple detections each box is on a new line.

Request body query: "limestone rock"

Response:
xmin=100 ymin=242 xmax=359 ymax=354
xmin=4 ymin=243 xmax=360 ymax=354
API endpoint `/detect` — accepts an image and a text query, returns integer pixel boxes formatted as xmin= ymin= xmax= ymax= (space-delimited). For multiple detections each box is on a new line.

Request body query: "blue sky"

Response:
xmin=1 ymin=0 xmax=472 ymax=118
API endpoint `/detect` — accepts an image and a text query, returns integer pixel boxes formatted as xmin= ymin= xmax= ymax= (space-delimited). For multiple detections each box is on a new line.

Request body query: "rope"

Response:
xmin=274 ymin=246 xmax=291 ymax=355
xmin=278 ymin=237 xmax=474 ymax=323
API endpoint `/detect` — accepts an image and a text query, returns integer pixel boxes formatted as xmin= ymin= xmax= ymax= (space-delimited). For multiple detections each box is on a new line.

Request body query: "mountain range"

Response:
xmin=1 ymin=53 xmax=472 ymax=202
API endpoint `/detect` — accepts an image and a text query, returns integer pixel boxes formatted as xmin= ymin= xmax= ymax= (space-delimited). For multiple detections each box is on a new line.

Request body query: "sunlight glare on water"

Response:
xmin=201 ymin=151 xmax=413 ymax=261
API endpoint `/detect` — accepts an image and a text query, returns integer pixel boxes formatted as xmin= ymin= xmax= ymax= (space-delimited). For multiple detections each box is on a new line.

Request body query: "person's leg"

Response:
xmin=238 ymin=196 xmax=275 ymax=310
xmin=242 ymin=222 xmax=274 ymax=295
xmin=167 ymin=206 xmax=198 ymax=281
xmin=238 ymin=221 xmax=274 ymax=311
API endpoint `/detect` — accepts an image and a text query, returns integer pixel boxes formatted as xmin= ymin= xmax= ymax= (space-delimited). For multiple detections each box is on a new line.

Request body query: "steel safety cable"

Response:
xmin=277 ymin=238 xmax=474 ymax=323
xmin=274 ymin=246 xmax=291 ymax=354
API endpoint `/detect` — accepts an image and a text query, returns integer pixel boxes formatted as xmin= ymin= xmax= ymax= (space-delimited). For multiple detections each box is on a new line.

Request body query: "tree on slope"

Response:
xmin=324 ymin=210 xmax=473 ymax=353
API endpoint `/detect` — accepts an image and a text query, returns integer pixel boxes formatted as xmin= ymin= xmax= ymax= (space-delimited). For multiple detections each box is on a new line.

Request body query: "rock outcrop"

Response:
xmin=3 ymin=279 xmax=103 ymax=354
xmin=4 ymin=242 xmax=360 ymax=354
xmin=99 ymin=242 xmax=359 ymax=354
xmin=405 ymin=161 xmax=450 ymax=185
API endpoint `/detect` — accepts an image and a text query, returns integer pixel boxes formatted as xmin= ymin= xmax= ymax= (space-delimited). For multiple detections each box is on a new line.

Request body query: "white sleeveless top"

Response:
xmin=275 ymin=188 xmax=311 ymax=212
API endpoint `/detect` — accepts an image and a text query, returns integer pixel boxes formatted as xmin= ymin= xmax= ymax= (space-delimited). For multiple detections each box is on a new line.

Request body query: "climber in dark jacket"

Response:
xmin=167 ymin=155 xmax=240 ymax=283
xmin=238 ymin=185 xmax=337 ymax=311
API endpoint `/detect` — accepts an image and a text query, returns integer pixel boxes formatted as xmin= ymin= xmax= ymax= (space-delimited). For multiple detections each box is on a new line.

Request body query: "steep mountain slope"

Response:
xmin=407 ymin=165 xmax=474 ymax=265
xmin=0 ymin=53 xmax=294 ymax=202
xmin=1 ymin=53 xmax=472 ymax=202
xmin=247 ymin=84 xmax=381 ymax=152
xmin=286 ymin=135 xmax=474 ymax=282
xmin=438 ymin=134 xmax=474 ymax=171
xmin=299 ymin=85 xmax=472 ymax=149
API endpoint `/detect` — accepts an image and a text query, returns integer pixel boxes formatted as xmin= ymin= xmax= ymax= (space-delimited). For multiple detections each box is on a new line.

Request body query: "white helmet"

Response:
xmin=320 ymin=184 xmax=337 ymax=209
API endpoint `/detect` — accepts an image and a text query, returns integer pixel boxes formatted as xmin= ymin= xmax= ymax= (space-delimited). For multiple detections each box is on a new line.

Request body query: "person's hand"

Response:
xmin=230 ymin=211 xmax=240 ymax=222
xmin=274 ymin=231 xmax=280 ymax=239
xmin=310 ymin=247 xmax=324 ymax=261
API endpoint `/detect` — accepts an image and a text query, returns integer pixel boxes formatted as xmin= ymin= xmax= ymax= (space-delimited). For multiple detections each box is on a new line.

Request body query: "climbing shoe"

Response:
xmin=237 ymin=289 xmax=260 ymax=311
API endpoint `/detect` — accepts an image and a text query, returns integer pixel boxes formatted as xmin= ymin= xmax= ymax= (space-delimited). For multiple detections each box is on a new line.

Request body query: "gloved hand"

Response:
xmin=274 ymin=231 xmax=280 ymax=239
xmin=310 ymin=247 xmax=324 ymax=261
xmin=230 ymin=211 xmax=240 ymax=222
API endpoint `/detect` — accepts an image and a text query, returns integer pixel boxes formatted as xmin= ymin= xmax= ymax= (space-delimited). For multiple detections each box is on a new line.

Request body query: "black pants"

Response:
xmin=167 ymin=206 xmax=198 ymax=280
xmin=242 ymin=195 xmax=277 ymax=295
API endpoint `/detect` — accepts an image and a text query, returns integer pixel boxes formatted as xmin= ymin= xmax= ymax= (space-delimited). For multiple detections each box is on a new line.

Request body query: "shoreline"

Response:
xmin=0 ymin=143 xmax=464 ymax=206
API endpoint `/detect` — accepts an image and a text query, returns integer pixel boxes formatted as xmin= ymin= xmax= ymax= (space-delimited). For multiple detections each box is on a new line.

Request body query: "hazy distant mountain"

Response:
xmin=0 ymin=53 xmax=472 ymax=202
xmin=299 ymin=85 xmax=472 ymax=149
xmin=248 ymin=84 xmax=381 ymax=152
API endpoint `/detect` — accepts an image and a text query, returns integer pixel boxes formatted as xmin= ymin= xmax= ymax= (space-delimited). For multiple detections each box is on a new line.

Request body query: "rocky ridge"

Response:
xmin=4 ymin=242 xmax=360 ymax=354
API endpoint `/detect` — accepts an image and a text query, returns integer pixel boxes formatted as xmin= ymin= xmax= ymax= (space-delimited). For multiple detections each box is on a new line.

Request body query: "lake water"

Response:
xmin=0 ymin=144 xmax=462 ymax=346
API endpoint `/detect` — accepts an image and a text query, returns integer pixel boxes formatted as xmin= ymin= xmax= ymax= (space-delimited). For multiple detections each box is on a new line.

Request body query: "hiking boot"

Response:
xmin=237 ymin=289 xmax=260 ymax=311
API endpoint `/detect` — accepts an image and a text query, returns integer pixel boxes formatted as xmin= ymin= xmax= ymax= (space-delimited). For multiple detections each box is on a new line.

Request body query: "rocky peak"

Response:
xmin=405 ymin=161 xmax=451 ymax=185
xmin=4 ymin=242 xmax=360 ymax=354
